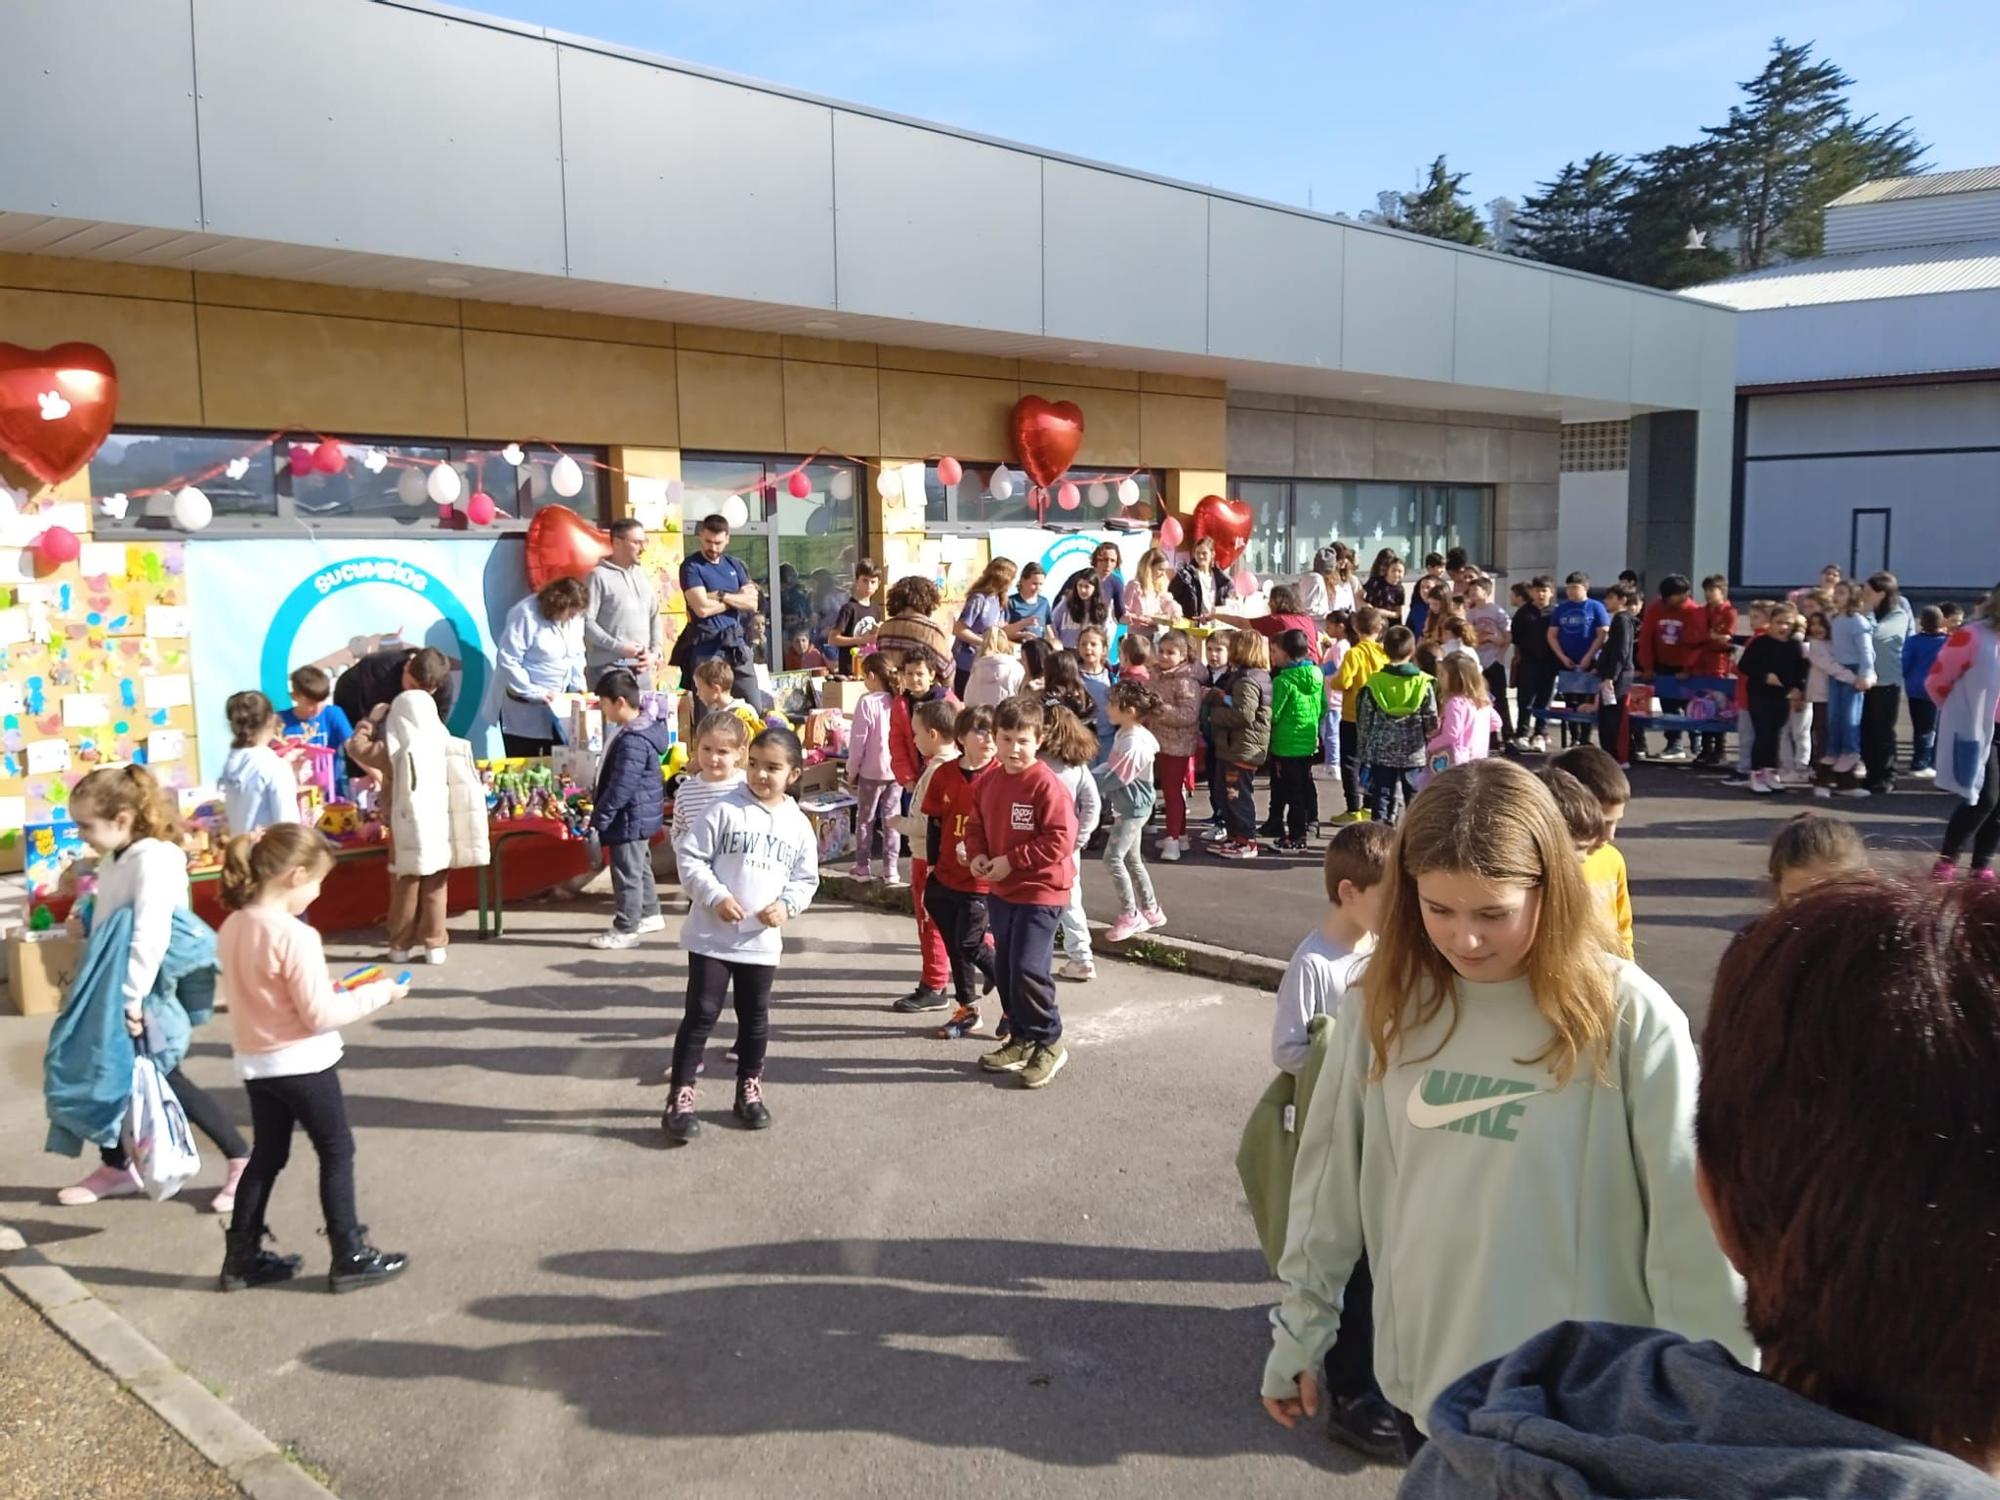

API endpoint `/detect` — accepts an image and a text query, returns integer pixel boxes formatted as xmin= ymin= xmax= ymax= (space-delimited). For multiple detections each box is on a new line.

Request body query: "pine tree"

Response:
xmin=1617 ymin=144 xmax=1737 ymax=289
xmin=1705 ymin=38 xmax=1926 ymax=269
xmin=1372 ymin=156 xmax=1489 ymax=247
xmin=1512 ymin=153 xmax=1633 ymax=276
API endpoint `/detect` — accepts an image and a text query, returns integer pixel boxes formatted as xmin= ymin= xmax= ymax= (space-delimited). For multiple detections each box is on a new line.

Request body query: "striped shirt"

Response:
xmin=671 ymin=772 xmax=747 ymax=844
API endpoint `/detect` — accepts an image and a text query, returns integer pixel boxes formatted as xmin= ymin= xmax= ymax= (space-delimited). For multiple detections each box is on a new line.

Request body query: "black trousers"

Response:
xmin=1943 ymin=744 xmax=2000 ymax=869
xmin=1861 ymin=683 xmax=1902 ymax=789
xmin=1482 ymin=663 xmax=1513 ymax=743
xmin=1224 ymin=763 xmax=1259 ymax=840
xmin=1320 ymin=1254 xmax=1379 ymax=1399
xmin=1204 ymin=744 xmax=1227 ymax=824
xmin=1514 ymin=658 xmax=1555 ymax=735
xmin=922 ymin=878 xmax=995 ymax=1009
xmin=103 ymin=1065 xmax=247 ymax=1169
xmin=1271 ymin=755 xmax=1317 ymax=840
xmin=1338 ymin=720 xmax=1361 ymax=813
xmin=229 ymin=1068 xmax=358 ymax=1240
xmin=989 ymin=897 xmax=1062 ymax=1044
xmin=502 ymin=732 xmax=555 ymax=758
xmin=1748 ymin=693 xmax=1791 ymax=771
xmin=670 ymin=952 xmax=774 ymax=1088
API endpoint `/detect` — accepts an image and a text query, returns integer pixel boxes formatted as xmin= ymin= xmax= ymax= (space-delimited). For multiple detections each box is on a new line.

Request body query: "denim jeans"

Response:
xmin=1057 ymin=879 xmax=1092 ymax=963
xmin=1224 ymin=763 xmax=1258 ymax=840
xmin=1365 ymin=765 xmax=1418 ymax=825
xmin=1826 ymin=678 xmax=1864 ymax=759
xmin=1103 ymin=813 xmax=1156 ymax=916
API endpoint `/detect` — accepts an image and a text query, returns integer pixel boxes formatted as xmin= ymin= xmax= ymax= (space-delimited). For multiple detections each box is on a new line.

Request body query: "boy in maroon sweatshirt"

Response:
xmin=1636 ymin=573 xmax=1708 ymax=761
xmin=965 ymin=695 xmax=1078 ymax=1090
xmin=920 ymin=703 xmax=999 ymax=1040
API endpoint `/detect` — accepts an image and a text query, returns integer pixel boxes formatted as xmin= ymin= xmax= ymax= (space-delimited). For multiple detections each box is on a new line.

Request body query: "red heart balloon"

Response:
xmin=0 ymin=342 xmax=119 ymax=487
xmin=525 ymin=504 xmax=612 ymax=590
xmin=1010 ymin=395 xmax=1084 ymax=491
xmin=1191 ymin=494 xmax=1254 ymax=572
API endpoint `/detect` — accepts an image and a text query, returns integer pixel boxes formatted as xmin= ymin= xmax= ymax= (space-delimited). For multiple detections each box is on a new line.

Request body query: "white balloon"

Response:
xmin=720 ymin=494 xmax=750 ymax=529
xmin=1117 ymin=477 xmax=1140 ymax=507
xmin=426 ymin=462 xmax=463 ymax=507
xmin=550 ymin=454 xmax=584 ymax=498
xmin=876 ymin=467 xmax=900 ymax=499
xmin=171 ymin=485 xmax=213 ymax=531
xmin=665 ymin=477 xmax=685 ymax=507
xmin=397 ymin=467 xmax=430 ymax=506
xmin=829 ymin=469 xmax=854 ymax=502
xmin=500 ymin=443 xmax=526 ymax=467
xmin=1086 ymin=481 xmax=1111 ymax=509
xmin=989 ymin=469 xmax=1015 ymax=502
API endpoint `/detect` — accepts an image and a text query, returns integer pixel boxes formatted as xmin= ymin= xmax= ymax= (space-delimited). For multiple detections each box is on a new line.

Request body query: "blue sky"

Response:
xmin=478 ymin=0 xmax=1994 ymax=214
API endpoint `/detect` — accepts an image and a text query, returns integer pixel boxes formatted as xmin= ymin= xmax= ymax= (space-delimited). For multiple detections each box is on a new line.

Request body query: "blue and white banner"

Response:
xmin=186 ymin=538 xmax=529 ymax=780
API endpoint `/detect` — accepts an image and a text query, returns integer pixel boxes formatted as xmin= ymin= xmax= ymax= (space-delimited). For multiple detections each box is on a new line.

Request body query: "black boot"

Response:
xmin=327 ymin=1225 xmax=409 ymax=1294
xmin=218 ymin=1226 xmax=302 ymax=1293
xmin=733 ymin=1075 xmax=771 ymax=1130
xmin=664 ymin=1082 xmax=701 ymax=1144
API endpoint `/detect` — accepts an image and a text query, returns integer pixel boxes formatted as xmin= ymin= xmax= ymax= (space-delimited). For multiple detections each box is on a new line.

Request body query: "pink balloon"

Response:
xmin=1056 ymin=481 xmax=1081 ymax=511
xmin=937 ymin=456 xmax=963 ymax=486
xmin=37 ymin=524 xmax=80 ymax=565
xmin=288 ymin=443 xmax=316 ymax=473
xmin=466 ymin=491 xmax=497 ymax=525
xmin=1158 ymin=515 xmax=1184 ymax=550
xmin=786 ymin=470 xmax=811 ymax=499
xmin=313 ymin=438 xmax=347 ymax=474
xmin=1232 ymin=569 xmax=1259 ymax=597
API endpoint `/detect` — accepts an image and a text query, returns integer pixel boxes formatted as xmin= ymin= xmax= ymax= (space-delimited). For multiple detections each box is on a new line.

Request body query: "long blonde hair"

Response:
xmin=1135 ymin=547 xmax=1170 ymax=595
xmin=1434 ymin=651 xmax=1488 ymax=708
xmin=1362 ymin=759 xmax=1616 ymax=1086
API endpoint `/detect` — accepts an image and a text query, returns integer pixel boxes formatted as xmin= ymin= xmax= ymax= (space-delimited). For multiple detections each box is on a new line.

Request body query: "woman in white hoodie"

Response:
xmin=346 ymin=649 xmax=454 ymax=965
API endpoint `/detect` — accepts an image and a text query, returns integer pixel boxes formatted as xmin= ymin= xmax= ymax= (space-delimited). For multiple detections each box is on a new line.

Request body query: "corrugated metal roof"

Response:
xmin=1681 ymin=237 xmax=2000 ymax=309
xmin=1829 ymin=166 xmax=2000 ymax=206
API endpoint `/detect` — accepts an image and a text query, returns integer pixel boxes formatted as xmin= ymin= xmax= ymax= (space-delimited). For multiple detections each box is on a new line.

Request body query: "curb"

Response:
xmin=817 ymin=875 xmax=1287 ymax=993
xmin=0 ymin=1223 xmax=341 ymax=1500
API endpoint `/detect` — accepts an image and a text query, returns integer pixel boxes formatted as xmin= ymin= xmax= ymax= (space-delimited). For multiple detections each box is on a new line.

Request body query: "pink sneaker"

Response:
xmin=56 ymin=1163 xmax=142 ymax=1206
xmin=846 ymin=863 xmax=874 ymax=882
xmin=1933 ymin=857 xmax=1960 ymax=882
xmin=1104 ymin=912 xmax=1147 ymax=943
xmin=210 ymin=1156 xmax=250 ymax=1215
xmin=1141 ymin=906 xmax=1167 ymax=930
xmin=1977 ymin=867 xmax=1999 ymax=885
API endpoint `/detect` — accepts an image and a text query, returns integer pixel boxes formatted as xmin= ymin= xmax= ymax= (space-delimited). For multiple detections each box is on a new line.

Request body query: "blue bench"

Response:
xmin=1545 ymin=674 xmax=1739 ymax=746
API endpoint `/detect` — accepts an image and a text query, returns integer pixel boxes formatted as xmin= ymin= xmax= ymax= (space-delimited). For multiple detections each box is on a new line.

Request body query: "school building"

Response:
xmin=0 ymin=0 xmax=1737 ymax=846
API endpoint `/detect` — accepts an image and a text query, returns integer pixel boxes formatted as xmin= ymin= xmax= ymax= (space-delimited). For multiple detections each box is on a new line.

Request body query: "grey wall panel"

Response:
xmin=1628 ymin=293 xmax=1704 ymax=408
xmin=1548 ymin=276 xmax=1635 ymax=401
xmin=1741 ymin=451 xmax=2000 ymax=590
xmin=832 ymin=114 xmax=1038 ymax=330
xmin=192 ymin=0 xmax=567 ymax=273
xmin=0 ymin=2 xmax=201 ymax=229
xmin=1206 ymin=200 xmax=1342 ymax=367
xmin=564 ymin=50 xmax=834 ymax=306
xmin=1342 ymin=231 xmax=1454 ymax=383
xmin=1041 ymin=162 xmax=1206 ymax=351
xmin=1745 ymin=385 xmax=2000 ymax=456
xmin=1452 ymin=254 xmax=1552 ymax=393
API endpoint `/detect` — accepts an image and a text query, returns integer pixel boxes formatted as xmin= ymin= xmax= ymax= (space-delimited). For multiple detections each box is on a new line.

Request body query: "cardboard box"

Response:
xmin=6 ymin=931 xmax=82 ymax=1017
xmin=799 ymin=793 xmax=857 ymax=863
xmin=797 ymin=760 xmax=843 ymax=796
xmin=819 ymin=677 xmax=869 ymax=714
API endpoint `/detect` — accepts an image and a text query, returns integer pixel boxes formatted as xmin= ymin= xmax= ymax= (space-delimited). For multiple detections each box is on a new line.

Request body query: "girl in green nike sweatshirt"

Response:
xmin=1260 ymin=757 xmax=1748 ymax=1453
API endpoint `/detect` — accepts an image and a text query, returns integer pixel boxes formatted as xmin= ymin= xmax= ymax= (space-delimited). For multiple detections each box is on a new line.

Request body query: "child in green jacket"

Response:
xmin=1357 ymin=625 xmax=1439 ymax=826
xmin=1267 ymin=629 xmax=1325 ymax=852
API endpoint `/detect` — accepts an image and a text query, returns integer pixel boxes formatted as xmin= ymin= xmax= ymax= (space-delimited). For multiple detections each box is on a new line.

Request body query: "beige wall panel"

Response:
xmin=464 ymin=330 xmax=678 ymax=446
xmin=780 ymin=335 xmax=877 ymax=368
xmin=0 ymin=253 xmax=191 ymax=300
xmin=1033 ymin=383 xmax=1138 ymax=468
xmin=675 ymin=324 xmax=783 ymax=358
xmin=195 ymin=305 xmax=467 ymax=434
xmin=877 ymin=368 xmax=1016 ymax=460
xmin=676 ymin=349 xmax=785 ymax=452
xmin=194 ymin=273 xmax=458 ymax=327
xmin=782 ymin=359 xmax=880 ymax=456
xmin=876 ymin=344 xmax=1019 ymax=381
xmin=0 ymin=288 xmax=202 ymax=426
xmin=1141 ymin=391 xmax=1228 ymax=469
xmin=1139 ymin=370 xmax=1227 ymax=398
xmin=458 ymin=301 xmax=677 ymax=347
xmin=1165 ymin=468 xmax=1227 ymax=515
xmin=1019 ymin=358 xmax=1139 ymax=392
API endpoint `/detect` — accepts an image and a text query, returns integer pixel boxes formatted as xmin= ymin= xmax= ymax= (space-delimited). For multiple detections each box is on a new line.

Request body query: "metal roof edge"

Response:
xmin=368 ymin=0 xmax=1725 ymax=313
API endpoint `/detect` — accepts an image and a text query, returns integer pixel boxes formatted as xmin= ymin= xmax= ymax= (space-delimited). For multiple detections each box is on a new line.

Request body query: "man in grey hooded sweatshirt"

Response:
xmin=1404 ymin=875 xmax=2000 ymax=1500
xmin=584 ymin=518 xmax=663 ymax=687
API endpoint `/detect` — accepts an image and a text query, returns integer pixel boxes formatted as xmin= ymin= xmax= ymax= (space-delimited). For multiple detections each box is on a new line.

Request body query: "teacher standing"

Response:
xmin=496 ymin=577 xmax=588 ymax=757
xmin=583 ymin=518 xmax=662 ymax=688
xmin=1930 ymin=587 xmax=2000 ymax=879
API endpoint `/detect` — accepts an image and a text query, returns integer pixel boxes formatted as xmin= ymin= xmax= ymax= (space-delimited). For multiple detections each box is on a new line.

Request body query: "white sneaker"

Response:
xmin=589 ymin=929 xmax=640 ymax=950
xmin=1204 ymin=825 xmax=1232 ymax=842
xmin=636 ymin=914 xmax=668 ymax=934
xmin=1837 ymin=785 xmax=1872 ymax=799
xmin=1813 ymin=786 xmax=1833 ymax=800
xmin=879 ymin=862 xmax=905 ymax=888
xmin=1158 ymin=837 xmax=1182 ymax=862
xmin=1531 ymin=735 xmax=1549 ymax=753
xmin=388 ymin=947 xmax=413 ymax=963
xmin=1910 ymin=767 xmax=1937 ymax=780
xmin=1748 ymin=774 xmax=1776 ymax=795
xmin=424 ymin=947 xmax=448 ymax=965
xmin=1659 ymin=747 xmax=1692 ymax=763
xmin=1056 ymin=957 xmax=1096 ymax=981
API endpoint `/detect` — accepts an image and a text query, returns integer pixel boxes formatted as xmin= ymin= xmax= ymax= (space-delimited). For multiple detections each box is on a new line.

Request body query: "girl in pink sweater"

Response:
xmin=1422 ymin=653 xmax=1504 ymax=785
xmin=214 ymin=825 xmax=409 ymax=1297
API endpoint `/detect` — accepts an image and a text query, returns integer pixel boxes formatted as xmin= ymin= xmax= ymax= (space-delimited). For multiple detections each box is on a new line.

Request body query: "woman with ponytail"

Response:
xmin=213 ymin=824 xmax=410 ymax=1294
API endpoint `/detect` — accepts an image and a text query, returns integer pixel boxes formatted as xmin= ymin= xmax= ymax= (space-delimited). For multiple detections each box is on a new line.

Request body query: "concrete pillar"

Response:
xmin=1628 ymin=407 xmax=1734 ymax=583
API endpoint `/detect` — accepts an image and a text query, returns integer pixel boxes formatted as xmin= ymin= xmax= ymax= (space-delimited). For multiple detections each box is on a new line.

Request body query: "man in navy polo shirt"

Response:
xmin=677 ymin=513 xmax=763 ymax=705
xmin=1548 ymin=570 xmax=1612 ymax=745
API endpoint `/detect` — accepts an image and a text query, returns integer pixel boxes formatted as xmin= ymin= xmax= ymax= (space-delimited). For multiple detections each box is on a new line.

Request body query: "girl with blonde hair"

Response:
xmin=1125 ymin=546 xmax=1177 ymax=637
xmin=1261 ymin=758 xmax=1746 ymax=1454
xmin=951 ymin=557 xmax=1017 ymax=697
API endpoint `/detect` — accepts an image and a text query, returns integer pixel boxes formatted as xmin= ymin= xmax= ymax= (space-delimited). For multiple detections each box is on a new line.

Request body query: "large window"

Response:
xmin=923 ymin=463 xmax=1159 ymax=530
xmin=1227 ymin=478 xmax=1492 ymax=576
xmin=90 ymin=431 xmax=605 ymax=536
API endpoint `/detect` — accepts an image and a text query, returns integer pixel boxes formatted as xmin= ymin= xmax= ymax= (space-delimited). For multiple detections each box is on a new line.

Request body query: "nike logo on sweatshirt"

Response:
xmin=1406 ymin=1069 xmax=1544 ymax=1140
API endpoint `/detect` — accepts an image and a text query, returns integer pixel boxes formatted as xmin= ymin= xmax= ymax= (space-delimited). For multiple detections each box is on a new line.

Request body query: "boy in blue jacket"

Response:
xmin=1903 ymin=604 xmax=1948 ymax=778
xmin=589 ymin=669 xmax=674 ymax=950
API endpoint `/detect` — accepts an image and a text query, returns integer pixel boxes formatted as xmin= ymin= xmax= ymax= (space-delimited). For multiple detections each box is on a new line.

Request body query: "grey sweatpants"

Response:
xmin=609 ymin=839 xmax=660 ymax=932
xmin=1103 ymin=813 xmax=1156 ymax=917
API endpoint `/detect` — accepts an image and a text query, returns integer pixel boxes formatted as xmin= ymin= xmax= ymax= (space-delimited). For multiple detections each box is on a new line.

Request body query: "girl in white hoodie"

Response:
xmin=218 ymin=691 xmax=301 ymax=837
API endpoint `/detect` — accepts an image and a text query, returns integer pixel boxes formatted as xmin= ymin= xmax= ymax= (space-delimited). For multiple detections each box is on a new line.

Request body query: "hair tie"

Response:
xmin=248 ymin=827 xmax=267 ymax=846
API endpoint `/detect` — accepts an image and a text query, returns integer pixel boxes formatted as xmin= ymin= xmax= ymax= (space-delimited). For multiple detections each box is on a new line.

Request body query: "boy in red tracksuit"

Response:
xmin=965 ymin=695 xmax=1077 ymax=1092
xmin=1637 ymin=573 xmax=1707 ymax=761
xmin=1690 ymin=575 xmax=1741 ymax=766
xmin=920 ymin=704 xmax=999 ymax=1041
xmin=892 ymin=698 xmax=961 ymax=1014
xmin=886 ymin=654 xmax=957 ymax=1009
